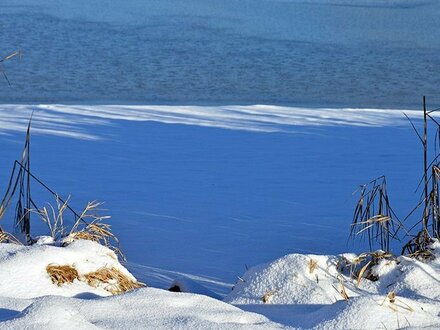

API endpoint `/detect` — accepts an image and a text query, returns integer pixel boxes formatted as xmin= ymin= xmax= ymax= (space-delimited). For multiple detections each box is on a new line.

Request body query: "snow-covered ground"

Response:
xmin=0 ymin=103 xmax=431 ymax=294
xmin=225 ymin=243 xmax=440 ymax=328
xmin=1 ymin=238 xmax=440 ymax=328
xmin=0 ymin=240 xmax=280 ymax=329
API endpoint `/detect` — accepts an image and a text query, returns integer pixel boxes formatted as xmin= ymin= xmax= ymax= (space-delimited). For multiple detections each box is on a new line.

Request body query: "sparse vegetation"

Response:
xmin=46 ymin=264 xmax=144 ymax=294
xmin=84 ymin=267 xmax=144 ymax=295
xmin=46 ymin=264 xmax=79 ymax=286
xmin=350 ymin=97 xmax=440 ymax=261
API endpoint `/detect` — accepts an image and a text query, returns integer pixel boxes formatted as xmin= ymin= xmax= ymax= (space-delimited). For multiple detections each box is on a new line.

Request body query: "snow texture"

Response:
xmin=225 ymin=243 xmax=440 ymax=328
xmin=0 ymin=240 xmax=134 ymax=299
xmin=0 ymin=104 xmax=433 ymax=139
xmin=0 ymin=241 xmax=281 ymax=329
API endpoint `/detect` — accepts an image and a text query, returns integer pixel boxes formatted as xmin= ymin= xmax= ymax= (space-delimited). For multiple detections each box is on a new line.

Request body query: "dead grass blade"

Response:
xmin=356 ymin=260 xmax=372 ymax=287
xmin=308 ymin=258 xmax=318 ymax=274
xmin=332 ymin=276 xmax=349 ymax=302
xmin=380 ymin=291 xmax=414 ymax=313
xmin=0 ymin=227 xmax=22 ymax=245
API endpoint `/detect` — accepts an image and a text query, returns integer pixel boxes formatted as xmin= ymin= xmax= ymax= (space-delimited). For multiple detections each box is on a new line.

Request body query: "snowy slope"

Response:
xmin=2 ymin=237 xmax=440 ymax=329
xmin=0 ymin=290 xmax=283 ymax=329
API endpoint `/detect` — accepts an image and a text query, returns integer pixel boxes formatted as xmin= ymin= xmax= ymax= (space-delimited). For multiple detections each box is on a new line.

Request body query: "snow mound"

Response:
xmin=0 ymin=239 xmax=284 ymax=329
xmin=169 ymin=277 xmax=222 ymax=300
xmin=226 ymin=245 xmax=440 ymax=305
xmin=225 ymin=245 xmax=440 ymax=328
xmin=304 ymin=295 xmax=440 ymax=329
xmin=0 ymin=239 xmax=138 ymax=299
xmin=0 ymin=289 xmax=282 ymax=329
xmin=225 ymin=253 xmax=348 ymax=305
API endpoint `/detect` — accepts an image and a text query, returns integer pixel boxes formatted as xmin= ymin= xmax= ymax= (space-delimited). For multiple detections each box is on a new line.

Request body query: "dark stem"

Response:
xmin=423 ymin=96 xmax=429 ymax=231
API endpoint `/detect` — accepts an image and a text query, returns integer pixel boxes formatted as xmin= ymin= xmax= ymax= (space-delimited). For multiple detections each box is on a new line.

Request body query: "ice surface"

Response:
xmin=1 ymin=0 xmax=440 ymax=107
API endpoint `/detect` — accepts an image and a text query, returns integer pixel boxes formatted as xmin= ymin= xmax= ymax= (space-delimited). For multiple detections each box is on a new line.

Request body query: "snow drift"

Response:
xmin=0 ymin=240 xmax=281 ymax=329
xmin=225 ymin=242 xmax=440 ymax=328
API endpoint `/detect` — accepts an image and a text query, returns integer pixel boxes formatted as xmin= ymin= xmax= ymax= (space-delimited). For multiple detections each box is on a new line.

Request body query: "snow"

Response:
xmin=0 ymin=241 xmax=281 ymax=329
xmin=0 ymin=290 xmax=281 ymax=329
xmin=0 ymin=240 xmax=134 ymax=299
xmin=0 ymin=103 xmax=430 ymax=292
xmin=1 ymin=238 xmax=440 ymax=328
xmin=224 ymin=243 xmax=440 ymax=328
xmin=0 ymin=104 xmax=431 ymax=139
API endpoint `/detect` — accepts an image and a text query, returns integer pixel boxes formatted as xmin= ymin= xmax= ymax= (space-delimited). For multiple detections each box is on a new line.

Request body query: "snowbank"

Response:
xmin=225 ymin=244 xmax=440 ymax=328
xmin=0 ymin=289 xmax=281 ymax=329
xmin=0 ymin=240 xmax=136 ymax=299
xmin=2 ymin=236 xmax=440 ymax=328
xmin=0 ymin=240 xmax=282 ymax=329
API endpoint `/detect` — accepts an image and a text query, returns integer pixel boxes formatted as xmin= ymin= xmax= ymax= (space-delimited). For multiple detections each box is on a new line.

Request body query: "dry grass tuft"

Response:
xmin=308 ymin=258 xmax=318 ymax=274
xmin=84 ymin=267 xmax=144 ymax=295
xmin=350 ymin=176 xmax=403 ymax=252
xmin=66 ymin=201 xmax=124 ymax=260
xmin=332 ymin=276 xmax=350 ymax=302
xmin=35 ymin=196 xmax=70 ymax=241
xmin=337 ymin=251 xmax=396 ymax=285
xmin=46 ymin=264 xmax=79 ymax=286
xmin=0 ymin=228 xmax=22 ymax=245
xmin=380 ymin=290 xmax=414 ymax=313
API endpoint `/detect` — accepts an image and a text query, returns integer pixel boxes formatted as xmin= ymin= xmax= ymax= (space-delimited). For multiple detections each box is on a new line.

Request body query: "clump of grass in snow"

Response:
xmin=46 ymin=264 xmax=144 ymax=294
xmin=34 ymin=199 xmax=124 ymax=259
xmin=46 ymin=264 xmax=79 ymax=286
xmin=402 ymin=230 xmax=435 ymax=261
xmin=337 ymin=251 xmax=396 ymax=286
xmin=84 ymin=267 xmax=145 ymax=295
xmin=34 ymin=196 xmax=70 ymax=241
xmin=350 ymin=176 xmax=402 ymax=253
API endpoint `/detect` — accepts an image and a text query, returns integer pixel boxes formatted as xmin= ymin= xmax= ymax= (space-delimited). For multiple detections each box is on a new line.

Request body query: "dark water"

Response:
xmin=1 ymin=10 xmax=439 ymax=108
